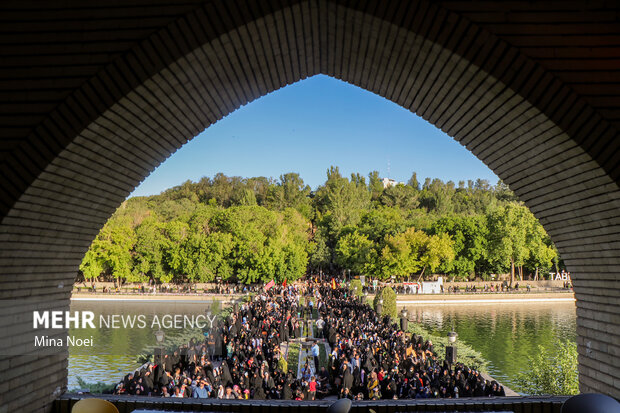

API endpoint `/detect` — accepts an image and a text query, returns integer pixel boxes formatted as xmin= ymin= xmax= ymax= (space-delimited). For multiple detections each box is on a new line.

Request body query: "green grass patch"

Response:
xmin=69 ymin=376 xmax=116 ymax=394
xmin=318 ymin=343 xmax=328 ymax=369
xmin=287 ymin=342 xmax=301 ymax=376
xmin=312 ymin=322 xmax=319 ymax=338
xmin=209 ymin=299 xmax=222 ymax=314
xmin=407 ymin=323 xmax=489 ymax=373
xmin=135 ymin=302 xmax=230 ymax=364
xmin=135 ymin=327 xmax=209 ymax=364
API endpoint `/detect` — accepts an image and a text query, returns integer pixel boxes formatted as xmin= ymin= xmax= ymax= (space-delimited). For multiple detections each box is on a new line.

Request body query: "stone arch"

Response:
xmin=1 ymin=0 xmax=619 ymax=410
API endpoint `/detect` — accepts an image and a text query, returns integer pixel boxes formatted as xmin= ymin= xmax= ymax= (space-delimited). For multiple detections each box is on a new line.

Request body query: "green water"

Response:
xmin=68 ymin=300 xmax=224 ymax=389
xmin=68 ymin=299 xmax=576 ymax=393
xmin=402 ymin=301 xmax=577 ymax=393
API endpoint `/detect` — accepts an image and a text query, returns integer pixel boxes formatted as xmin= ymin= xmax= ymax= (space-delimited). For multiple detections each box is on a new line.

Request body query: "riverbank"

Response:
xmin=71 ymin=291 xmax=575 ymax=304
xmin=71 ymin=293 xmax=243 ymax=303
xmin=67 ymin=293 xmax=576 ymax=394
xmin=391 ymin=292 xmax=574 ymax=305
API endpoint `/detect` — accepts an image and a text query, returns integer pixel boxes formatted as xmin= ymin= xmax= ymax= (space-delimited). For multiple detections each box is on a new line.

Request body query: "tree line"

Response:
xmin=80 ymin=168 xmax=561 ymax=285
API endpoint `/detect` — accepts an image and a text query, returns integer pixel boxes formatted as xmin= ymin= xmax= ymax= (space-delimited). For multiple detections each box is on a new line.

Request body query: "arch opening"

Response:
xmin=1 ymin=0 xmax=620 ymax=410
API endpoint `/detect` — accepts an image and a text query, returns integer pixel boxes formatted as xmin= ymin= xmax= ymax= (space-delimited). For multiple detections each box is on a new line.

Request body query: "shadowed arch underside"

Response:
xmin=1 ymin=0 xmax=619 ymax=411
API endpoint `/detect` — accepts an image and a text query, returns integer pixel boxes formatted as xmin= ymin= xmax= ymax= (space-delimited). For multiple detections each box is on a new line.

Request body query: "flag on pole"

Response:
xmin=331 ymin=278 xmax=337 ymax=290
xmin=282 ymin=279 xmax=287 ymax=288
xmin=264 ymin=279 xmax=275 ymax=291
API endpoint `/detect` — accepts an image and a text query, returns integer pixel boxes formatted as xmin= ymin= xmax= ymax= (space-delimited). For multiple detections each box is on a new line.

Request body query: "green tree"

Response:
xmin=379 ymin=184 xmax=419 ymax=210
xmin=378 ymin=227 xmax=454 ymax=280
xmin=267 ymin=172 xmax=313 ymax=219
xmin=132 ymin=217 xmax=166 ymax=282
xmin=358 ymin=207 xmax=406 ymax=243
xmin=80 ymin=248 xmax=104 ymax=280
xmin=516 ymin=340 xmax=579 ymax=395
xmin=524 ymin=213 xmax=557 ymax=280
xmin=308 ymin=230 xmax=330 ymax=273
xmin=486 ymin=203 xmax=530 ymax=286
xmin=246 ymin=176 xmax=274 ymax=206
xmin=368 ymin=170 xmax=384 ymax=202
xmin=210 ymin=206 xmax=309 ymax=284
xmin=80 ymin=170 xmax=560 ymax=289
xmin=314 ymin=166 xmax=371 ymax=238
xmin=281 ymin=241 xmax=308 ymax=282
xmin=183 ymin=231 xmax=234 ymax=282
xmin=378 ymin=228 xmax=423 ymax=280
xmin=197 ymin=173 xmax=245 ymax=207
xmin=335 ymin=231 xmax=377 ymax=276
xmin=235 ymin=188 xmax=257 ymax=206
xmin=419 ymin=178 xmax=454 ymax=214
xmin=161 ymin=220 xmax=190 ymax=282
xmin=349 ymin=279 xmax=363 ymax=297
xmin=407 ymin=172 xmax=420 ymax=190
xmin=373 ymin=286 xmax=397 ymax=319
xmin=420 ymin=232 xmax=455 ymax=278
xmin=82 ymin=215 xmax=136 ymax=285
xmin=431 ymin=215 xmax=488 ymax=280
xmin=494 ymin=180 xmax=518 ymax=202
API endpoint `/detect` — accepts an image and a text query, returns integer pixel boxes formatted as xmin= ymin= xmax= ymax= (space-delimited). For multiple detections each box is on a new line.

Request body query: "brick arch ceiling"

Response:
xmin=1 ymin=0 xmax=620 ymax=410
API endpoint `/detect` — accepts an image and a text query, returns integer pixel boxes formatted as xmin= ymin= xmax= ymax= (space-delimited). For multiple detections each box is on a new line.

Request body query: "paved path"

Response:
xmin=297 ymin=343 xmax=316 ymax=379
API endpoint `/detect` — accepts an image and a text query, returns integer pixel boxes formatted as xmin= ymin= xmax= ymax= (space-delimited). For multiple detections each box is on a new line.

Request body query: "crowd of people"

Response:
xmin=78 ymin=280 xmax=572 ymax=296
xmin=114 ymin=282 xmax=506 ymax=400
xmin=77 ymin=281 xmax=262 ymax=295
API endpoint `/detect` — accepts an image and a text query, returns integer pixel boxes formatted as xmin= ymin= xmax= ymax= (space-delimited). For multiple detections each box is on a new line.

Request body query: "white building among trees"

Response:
xmin=382 ymin=177 xmax=404 ymax=188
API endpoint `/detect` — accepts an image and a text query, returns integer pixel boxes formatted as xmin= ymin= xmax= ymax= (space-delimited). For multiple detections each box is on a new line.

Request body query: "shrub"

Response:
xmin=277 ymin=354 xmax=288 ymax=373
xmin=407 ymin=324 xmax=488 ymax=372
xmin=373 ymin=286 xmax=397 ymax=319
xmin=210 ymin=299 xmax=222 ymax=314
xmin=70 ymin=376 xmax=116 ymax=394
xmin=349 ymin=279 xmax=363 ymax=297
xmin=515 ymin=340 xmax=579 ymax=395
xmin=287 ymin=342 xmax=301 ymax=375
xmin=136 ymin=326 xmax=211 ymax=364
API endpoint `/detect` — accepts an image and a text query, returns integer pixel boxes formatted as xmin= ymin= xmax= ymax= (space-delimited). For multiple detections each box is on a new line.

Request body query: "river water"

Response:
xmin=68 ymin=299 xmax=225 ymax=390
xmin=402 ymin=301 xmax=577 ymax=392
xmin=68 ymin=299 xmax=576 ymax=393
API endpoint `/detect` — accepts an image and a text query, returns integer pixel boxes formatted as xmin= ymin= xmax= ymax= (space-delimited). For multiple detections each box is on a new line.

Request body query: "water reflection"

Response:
xmin=68 ymin=300 xmax=223 ymax=389
xmin=402 ymin=302 xmax=577 ymax=392
xmin=68 ymin=300 xmax=576 ymax=393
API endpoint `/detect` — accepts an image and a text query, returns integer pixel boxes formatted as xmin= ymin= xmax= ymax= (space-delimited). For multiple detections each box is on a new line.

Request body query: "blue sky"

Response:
xmin=130 ymin=75 xmax=498 ymax=197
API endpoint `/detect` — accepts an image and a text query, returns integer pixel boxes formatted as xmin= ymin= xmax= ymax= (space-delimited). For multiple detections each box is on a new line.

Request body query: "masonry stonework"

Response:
xmin=1 ymin=1 xmax=619 ymax=411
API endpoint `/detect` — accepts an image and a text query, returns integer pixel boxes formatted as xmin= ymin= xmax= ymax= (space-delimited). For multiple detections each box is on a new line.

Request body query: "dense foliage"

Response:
xmin=515 ymin=340 xmax=579 ymax=395
xmin=374 ymin=286 xmax=397 ymax=319
xmin=80 ymin=169 xmax=561 ymax=284
xmin=71 ymin=376 xmax=116 ymax=394
xmin=407 ymin=324 xmax=489 ymax=373
xmin=349 ymin=279 xmax=363 ymax=297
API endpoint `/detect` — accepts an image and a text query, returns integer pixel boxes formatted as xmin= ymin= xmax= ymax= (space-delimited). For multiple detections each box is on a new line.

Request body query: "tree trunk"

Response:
xmin=534 ymin=267 xmax=539 ymax=281
xmin=416 ymin=266 xmax=426 ymax=282
xmin=510 ymin=258 xmax=515 ymax=287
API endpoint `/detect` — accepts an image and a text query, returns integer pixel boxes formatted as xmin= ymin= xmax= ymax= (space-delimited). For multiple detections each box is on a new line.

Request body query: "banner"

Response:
xmin=264 ymin=279 xmax=275 ymax=291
